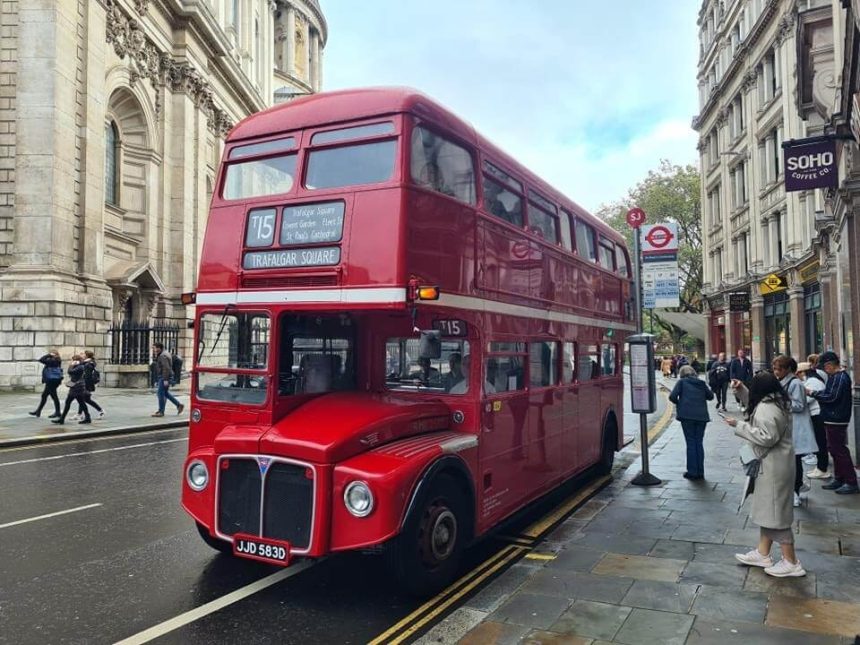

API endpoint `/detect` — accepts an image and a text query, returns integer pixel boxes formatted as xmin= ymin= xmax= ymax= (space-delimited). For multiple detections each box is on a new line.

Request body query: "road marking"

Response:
xmin=114 ymin=561 xmax=316 ymax=645
xmin=0 ymin=438 xmax=186 ymax=467
xmin=0 ymin=427 xmax=185 ymax=454
xmin=647 ymin=395 xmax=675 ymax=444
xmin=368 ymin=546 xmax=523 ymax=645
xmin=0 ymin=503 xmax=102 ymax=529
xmin=370 ymin=474 xmax=610 ymax=644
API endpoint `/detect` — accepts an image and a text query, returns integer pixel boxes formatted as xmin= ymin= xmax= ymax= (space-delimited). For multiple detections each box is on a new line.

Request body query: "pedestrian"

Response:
xmin=706 ymin=354 xmax=717 ymax=372
xmin=772 ymin=355 xmax=818 ymax=507
xmin=807 ymin=353 xmax=828 ymax=383
xmin=670 ymin=356 xmax=678 ymax=378
xmin=29 ymin=349 xmax=64 ymax=418
xmin=51 ymin=353 xmax=92 ymax=425
xmin=730 ymin=349 xmax=753 ymax=411
xmin=797 ymin=361 xmax=830 ymax=479
xmin=669 ymin=365 xmax=714 ymax=480
xmin=806 ymin=351 xmax=858 ymax=495
xmin=727 ymin=372 xmax=805 ymax=578
xmin=75 ymin=350 xmax=105 ymax=420
xmin=708 ymin=352 xmax=730 ymax=411
xmin=661 ymin=355 xmax=672 ymax=378
xmin=151 ymin=342 xmax=184 ymax=417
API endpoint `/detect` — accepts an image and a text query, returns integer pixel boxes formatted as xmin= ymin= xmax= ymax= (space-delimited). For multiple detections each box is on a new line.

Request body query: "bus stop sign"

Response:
xmin=626 ymin=207 xmax=646 ymax=229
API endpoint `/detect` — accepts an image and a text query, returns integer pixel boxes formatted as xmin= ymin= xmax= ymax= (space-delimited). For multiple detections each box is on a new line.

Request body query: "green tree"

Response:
xmin=596 ymin=160 xmax=702 ymax=350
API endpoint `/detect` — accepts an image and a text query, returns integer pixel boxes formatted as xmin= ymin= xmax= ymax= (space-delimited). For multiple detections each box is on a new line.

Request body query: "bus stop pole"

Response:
xmin=631 ymin=227 xmax=661 ymax=486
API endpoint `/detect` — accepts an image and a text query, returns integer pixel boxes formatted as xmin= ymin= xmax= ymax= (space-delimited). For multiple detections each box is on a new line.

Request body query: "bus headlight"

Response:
xmin=186 ymin=460 xmax=209 ymax=491
xmin=344 ymin=481 xmax=374 ymax=517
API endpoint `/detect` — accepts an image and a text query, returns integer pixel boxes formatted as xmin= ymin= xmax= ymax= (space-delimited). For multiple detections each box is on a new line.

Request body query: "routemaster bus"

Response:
xmin=181 ymin=87 xmax=634 ymax=595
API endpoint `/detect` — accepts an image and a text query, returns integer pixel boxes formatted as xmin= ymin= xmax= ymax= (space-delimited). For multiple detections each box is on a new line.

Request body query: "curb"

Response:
xmin=0 ymin=420 xmax=187 ymax=449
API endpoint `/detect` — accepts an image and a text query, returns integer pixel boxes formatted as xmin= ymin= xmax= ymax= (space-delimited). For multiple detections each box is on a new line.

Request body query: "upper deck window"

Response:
xmin=223 ymin=154 xmax=297 ymax=200
xmin=559 ymin=210 xmax=573 ymax=251
xmin=527 ymin=191 xmax=558 ymax=243
xmin=483 ymin=161 xmax=522 ymax=192
xmin=598 ymin=236 xmax=616 ymax=270
xmin=615 ymin=243 xmax=630 ymax=278
xmin=305 ymin=140 xmax=396 ymax=190
xmin=229 ymin=137 xmax=296 ymax=160
xmin=574 ymin=219 xmax=597 ymax=263
xmin=483 ymin=177 xmax=523 ymax=227
xmin=311 ymin=122 xmax=394 ymax=145
xmin=410 ymin=126 xmax=476 ymax=204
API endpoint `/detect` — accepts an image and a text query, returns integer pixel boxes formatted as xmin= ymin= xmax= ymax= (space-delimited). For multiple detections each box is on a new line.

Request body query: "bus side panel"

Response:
xmin=347 ymin=188 xmax=406 ymax=287
xmin=403 ymin=189 xmax=476 ymax=293
xmin=198 ymin=206 xmax=243 ymax=292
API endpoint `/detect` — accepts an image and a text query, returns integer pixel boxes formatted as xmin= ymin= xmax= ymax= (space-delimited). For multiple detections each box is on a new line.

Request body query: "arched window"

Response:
xmin=105 ymin=121 xmax=119 ymax=206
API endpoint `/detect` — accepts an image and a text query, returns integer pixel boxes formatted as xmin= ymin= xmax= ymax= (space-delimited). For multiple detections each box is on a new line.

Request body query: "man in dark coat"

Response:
xmin=152 ymin=342 xmax=184 ymax=417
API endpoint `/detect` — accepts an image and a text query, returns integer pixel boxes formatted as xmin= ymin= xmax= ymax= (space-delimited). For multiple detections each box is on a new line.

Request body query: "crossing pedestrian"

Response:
xmin=29 ymin=350 xmax=63 ymax=418
xmin=772 ymin=355 xmax=817 ymax=507
xmin=797 ymin=361 xmax=829 ymax=479
xmin=728 ymin=372 xmax=805 ymax=578
xmin=806 ymin=351 xmax=858 ymax=495
xmin=75 ymin=350 xmax=105 ymax=420
xmin=669 ymin=365 xmax=713 ymax=480
xmin=151 ymin=342 xmax=184 ymax=417
xmin=51 ymin=353 xmax=92 ymax=425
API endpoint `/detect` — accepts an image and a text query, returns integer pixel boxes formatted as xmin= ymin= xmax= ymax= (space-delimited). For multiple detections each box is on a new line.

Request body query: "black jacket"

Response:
xmin=811 ymin=370 xmax=853 ymax=424
xmin=66 ymin=362 xmax=87 ymax=395
xmin=38 ymin=354 xmax=63 ymax=383
xmin=729 ymin=357 xmax=752 ymax=382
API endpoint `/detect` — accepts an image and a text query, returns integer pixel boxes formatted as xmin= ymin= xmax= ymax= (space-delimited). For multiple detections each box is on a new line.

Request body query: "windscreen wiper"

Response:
xmin=209 ymin=304 xmax=234 ymax=354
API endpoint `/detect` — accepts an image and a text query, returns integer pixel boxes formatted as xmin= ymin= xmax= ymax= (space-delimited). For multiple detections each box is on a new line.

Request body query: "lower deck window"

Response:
xmin=197 ymin=372 xmax=268 ymax=404
xmin=386 ymin=338 xmax=471 ymax=393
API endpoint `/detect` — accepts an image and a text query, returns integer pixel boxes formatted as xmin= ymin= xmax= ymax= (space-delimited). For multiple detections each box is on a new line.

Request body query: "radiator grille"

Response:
xmin=216 ymin=456 xmax=314 ymax=551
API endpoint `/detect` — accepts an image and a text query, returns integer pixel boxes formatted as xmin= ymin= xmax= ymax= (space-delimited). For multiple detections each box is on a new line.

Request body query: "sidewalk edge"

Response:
xmin=0 ymin=420 xmax=187 ymax=448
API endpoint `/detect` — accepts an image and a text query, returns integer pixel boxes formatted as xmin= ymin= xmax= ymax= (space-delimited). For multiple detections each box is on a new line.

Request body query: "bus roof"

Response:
xmin=227 ymin=87 xmax=624 ymax=247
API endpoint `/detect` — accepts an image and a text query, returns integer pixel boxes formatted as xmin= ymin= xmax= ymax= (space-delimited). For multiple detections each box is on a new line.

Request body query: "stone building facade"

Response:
xmin=694 ymin=0 xmax=841 ymax=370
xmin=0 ymin=0 xmax=326 ymax=388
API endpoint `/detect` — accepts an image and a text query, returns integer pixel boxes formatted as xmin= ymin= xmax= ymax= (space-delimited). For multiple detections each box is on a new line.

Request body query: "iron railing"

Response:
xmin=109 ymin=323 xmax=180 ymax=365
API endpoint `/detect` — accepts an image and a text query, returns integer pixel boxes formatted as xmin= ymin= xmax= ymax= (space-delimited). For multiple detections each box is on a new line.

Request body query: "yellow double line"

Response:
xmin=370 ymin=474 xmax=611 ymax=645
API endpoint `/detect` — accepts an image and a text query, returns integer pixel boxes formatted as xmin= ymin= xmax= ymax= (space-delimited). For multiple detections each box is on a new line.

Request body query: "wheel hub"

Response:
xmin=419 ymin=505 xmax=458 ymax=566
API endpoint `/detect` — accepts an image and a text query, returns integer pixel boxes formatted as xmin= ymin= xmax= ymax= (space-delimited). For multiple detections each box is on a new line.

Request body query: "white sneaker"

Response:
xmin=793 ymin=492 xmax=802 ymax=507
xmin=802 ymin=454 xmax=818 ymax=466
xmin=807 ymin=468 xmax=831 ymax=479
xmin=799 ymin=479 xmax=811 ymax=493
xmin=735 ymin=549 xmax=773 ymax=568
xmin=97 ymin=411 xmax=105 ymax=419
xmin=765 ymin=558 xmax=806 ymax=578
xmin=69 ymin=413 xmax=79 ymax=421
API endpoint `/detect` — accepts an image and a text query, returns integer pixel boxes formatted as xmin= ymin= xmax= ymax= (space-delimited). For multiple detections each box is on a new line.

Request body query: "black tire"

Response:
xmin=196 ymin=522 xmax=233 ymax=555
xmin=596 ymin=419 xmax=617 ymax=475
xmin=386 ymin=474 xmax=468 ymax=597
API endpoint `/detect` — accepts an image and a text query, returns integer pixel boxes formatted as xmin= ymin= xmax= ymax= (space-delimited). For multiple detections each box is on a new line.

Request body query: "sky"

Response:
xmin=320 ymin=0 xmax=700 ymax=213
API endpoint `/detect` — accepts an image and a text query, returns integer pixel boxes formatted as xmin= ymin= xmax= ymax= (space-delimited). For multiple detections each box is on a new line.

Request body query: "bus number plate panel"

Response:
xmin=232 ymin=533 xmax=291 ymax=566
xmin=433 ymin=319 xmax=468 ymax=337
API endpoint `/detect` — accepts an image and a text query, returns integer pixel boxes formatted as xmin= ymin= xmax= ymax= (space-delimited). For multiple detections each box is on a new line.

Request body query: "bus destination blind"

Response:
xmin=243 ymin=246 xmax=341 ymax=269
xmin=280 ymin=201 xmax=344 ymax=245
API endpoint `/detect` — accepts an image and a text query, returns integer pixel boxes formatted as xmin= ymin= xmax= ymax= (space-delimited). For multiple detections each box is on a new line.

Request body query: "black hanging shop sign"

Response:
xmin=782 ymin=135 xmax=850 ymax=192
xmin=729 ymin=292 xmax=750 ymax=312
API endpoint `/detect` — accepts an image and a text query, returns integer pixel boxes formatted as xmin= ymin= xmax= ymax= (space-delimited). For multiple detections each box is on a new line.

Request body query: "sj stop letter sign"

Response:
xmin=626 ymin=207 xmax=646 ymax=228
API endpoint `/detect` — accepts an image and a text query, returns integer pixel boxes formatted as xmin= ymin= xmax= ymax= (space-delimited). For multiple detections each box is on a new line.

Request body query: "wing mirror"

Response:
xmin=418 ymin=330 xmax=442 ymax=359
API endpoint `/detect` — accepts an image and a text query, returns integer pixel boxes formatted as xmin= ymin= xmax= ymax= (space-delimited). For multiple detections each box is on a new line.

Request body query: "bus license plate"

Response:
xmin=232 ymin=534 xmax=291 ymax=566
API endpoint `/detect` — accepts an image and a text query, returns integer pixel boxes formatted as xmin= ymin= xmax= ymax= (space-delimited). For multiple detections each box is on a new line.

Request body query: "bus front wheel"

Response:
xmin=387 ymin=474 xmax=467 ymax=597
xmin=597 ymin=419 xmax=617 ymax=475
xmin=196 ymin=522 xmax=233 ymax=555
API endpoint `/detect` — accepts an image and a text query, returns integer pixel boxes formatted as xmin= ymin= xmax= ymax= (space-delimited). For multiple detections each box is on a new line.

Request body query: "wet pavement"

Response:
xmin=429 ymin=383 xmax=860 ymax=645
xmin=0 ymin=383 xmax=189 ymax=446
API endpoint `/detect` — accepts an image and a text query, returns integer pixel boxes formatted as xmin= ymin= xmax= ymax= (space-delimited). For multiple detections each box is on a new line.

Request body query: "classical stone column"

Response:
xmin=311 ymin=30 xmax=320 ymax=91
xmin=769 ymin=216 xmax=779 ymax=270
xmin=724 ymin=309 xmax=735 ymax=356
xmin=787 ymin=284 xmax=803 ymax=359
xmin=750 ymin=293 xmax=766 ymax=371
xmin=286 ymin=6 xmax=296 ymax=75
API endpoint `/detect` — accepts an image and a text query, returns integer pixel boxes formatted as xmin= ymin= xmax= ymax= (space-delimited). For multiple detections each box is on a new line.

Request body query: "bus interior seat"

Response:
xmin=301 ymin=353 xmax=332 ymax=393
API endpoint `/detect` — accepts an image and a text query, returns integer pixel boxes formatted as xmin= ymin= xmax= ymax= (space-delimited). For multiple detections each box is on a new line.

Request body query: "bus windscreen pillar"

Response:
xmin=628 ymin=333 xmax=661 ymax=486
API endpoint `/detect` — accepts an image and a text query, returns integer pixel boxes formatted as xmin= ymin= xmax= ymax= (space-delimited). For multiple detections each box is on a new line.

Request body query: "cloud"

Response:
xmin=320 ymin=0 xmax=700 ymax=211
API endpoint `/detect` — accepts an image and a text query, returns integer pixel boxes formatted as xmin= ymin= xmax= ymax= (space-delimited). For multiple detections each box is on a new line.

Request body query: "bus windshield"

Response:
xmin=196 ymin=312 xmax=271 ymax=404
xmin=277 ymin=314 xmax=356 ymax=395
xmin=223 ymin=154 xmax=298 ymax=200
xmin=385 ymin=338 xmax=471 ymax=394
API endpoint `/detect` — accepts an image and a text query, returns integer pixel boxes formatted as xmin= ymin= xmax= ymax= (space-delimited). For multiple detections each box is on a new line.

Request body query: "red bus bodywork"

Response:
xmin=182 ymin=88 xmax=633 ymax=591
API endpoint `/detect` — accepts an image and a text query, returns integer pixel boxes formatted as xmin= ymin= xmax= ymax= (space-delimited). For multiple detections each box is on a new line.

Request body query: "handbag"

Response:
xmin=739 ymin=443 xmax=760 ymax=477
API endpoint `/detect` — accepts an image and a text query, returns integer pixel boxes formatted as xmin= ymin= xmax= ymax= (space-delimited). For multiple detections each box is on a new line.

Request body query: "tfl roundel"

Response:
xmin=641 ymin=223 xmax=679 ymax=253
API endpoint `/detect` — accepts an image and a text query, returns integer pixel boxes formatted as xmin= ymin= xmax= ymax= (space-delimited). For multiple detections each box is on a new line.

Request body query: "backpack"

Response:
xmin=171 ymin=353 xmax=183 ymax=384
xmin=83 ymin=363 xmax=100 ymax=391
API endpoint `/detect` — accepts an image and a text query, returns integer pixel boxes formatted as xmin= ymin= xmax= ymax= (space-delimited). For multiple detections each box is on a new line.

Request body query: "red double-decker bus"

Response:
xmin=181 ymin=88 xmax=633 ymax=595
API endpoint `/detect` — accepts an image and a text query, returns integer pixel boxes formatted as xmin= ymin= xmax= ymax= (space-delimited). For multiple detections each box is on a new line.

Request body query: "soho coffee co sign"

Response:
xmin=783 ymin=139 xmax=838 ymax=192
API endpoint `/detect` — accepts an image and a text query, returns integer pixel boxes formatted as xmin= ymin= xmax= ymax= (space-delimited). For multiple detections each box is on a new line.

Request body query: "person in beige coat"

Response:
xmin=725 ymin=372 xmax=805 ymax=577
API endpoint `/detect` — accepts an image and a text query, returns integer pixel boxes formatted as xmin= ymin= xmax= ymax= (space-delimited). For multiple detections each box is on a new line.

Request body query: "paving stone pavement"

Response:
xmin=419 ymin=391 xmax=860 ymax=645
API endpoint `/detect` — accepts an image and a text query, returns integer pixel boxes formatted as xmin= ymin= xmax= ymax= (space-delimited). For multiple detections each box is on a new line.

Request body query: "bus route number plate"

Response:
xmin=232 ymin=533 xmax=291 ymax=566
xmin=433 ymin=319 xmax=467 ymax=337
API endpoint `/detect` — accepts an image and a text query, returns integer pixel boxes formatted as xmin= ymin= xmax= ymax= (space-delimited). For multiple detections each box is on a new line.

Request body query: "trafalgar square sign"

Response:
xmin=783 ymin=138 xmax=838 ymax=192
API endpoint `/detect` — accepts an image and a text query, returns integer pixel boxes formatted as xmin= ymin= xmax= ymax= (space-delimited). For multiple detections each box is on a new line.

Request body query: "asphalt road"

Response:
xmin=0 ymin=370 xmax=673 ymax=645
xmin=0 ymin=426 xmax=623 ymax=645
